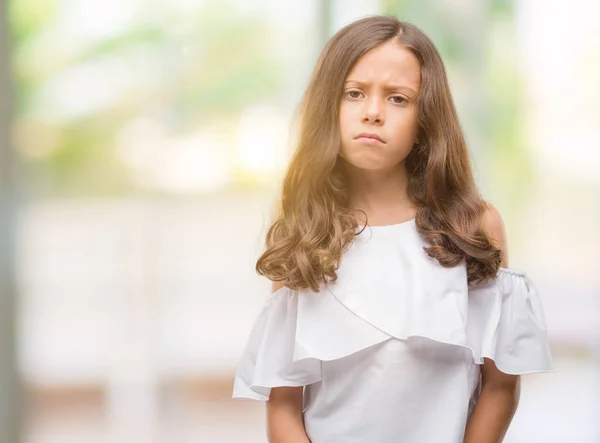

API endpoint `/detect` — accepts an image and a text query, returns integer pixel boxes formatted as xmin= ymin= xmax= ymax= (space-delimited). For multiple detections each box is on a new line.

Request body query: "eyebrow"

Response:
xmin=344 ymin=80 xmax=417 ymax=95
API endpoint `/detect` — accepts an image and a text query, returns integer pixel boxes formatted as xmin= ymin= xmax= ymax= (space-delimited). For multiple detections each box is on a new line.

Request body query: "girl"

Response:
xmin=232 ymin=16 xmax=555 ymax=443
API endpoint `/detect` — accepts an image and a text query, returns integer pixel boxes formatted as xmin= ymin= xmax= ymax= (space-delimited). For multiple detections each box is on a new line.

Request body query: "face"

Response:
xmin=338 ymin=39 xmax=421 ymax=172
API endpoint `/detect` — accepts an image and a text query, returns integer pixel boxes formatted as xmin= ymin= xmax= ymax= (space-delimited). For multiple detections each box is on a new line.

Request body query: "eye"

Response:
xmin=390 ymin=96 xmax=408 ymax=105
xmin=345 ymin=90 xmax=363 ymax=99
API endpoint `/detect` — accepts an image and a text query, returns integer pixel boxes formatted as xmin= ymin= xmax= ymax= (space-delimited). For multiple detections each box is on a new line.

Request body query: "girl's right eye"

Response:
xmin=345 ymin=90 xmax=363 ymax=99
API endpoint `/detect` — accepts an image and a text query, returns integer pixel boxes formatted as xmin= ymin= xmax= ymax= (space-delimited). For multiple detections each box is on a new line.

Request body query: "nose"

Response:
xmin=361 ymin=96 xmax=384 ymax=125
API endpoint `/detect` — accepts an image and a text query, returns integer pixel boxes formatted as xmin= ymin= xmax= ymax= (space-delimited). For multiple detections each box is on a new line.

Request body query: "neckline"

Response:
xmin=357 ymin=217 xmax=416 ymax=232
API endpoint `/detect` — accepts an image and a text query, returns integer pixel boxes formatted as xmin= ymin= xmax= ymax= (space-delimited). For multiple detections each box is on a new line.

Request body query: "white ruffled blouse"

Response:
xmin=232 ymin=218 xmax=555 ymax=443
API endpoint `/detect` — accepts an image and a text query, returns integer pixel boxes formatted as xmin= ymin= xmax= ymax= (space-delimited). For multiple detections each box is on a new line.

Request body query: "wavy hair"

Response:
xmin=256 ymin=16 xmax=502 ymax=291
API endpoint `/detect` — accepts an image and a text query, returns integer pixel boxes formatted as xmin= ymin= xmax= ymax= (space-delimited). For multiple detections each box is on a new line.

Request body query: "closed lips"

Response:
xmin=355 ymin=133 xmax=385 ymax=143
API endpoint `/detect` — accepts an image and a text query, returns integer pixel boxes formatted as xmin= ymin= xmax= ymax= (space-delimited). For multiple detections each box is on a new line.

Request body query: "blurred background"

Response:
xmin=0 ymin=0 xmax=599 ymax=442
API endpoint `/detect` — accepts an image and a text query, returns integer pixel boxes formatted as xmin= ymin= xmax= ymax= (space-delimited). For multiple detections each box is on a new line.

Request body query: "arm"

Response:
xmin=463 ymin=358 xmax=521 ymax=443
xmin=267 ymin=386 xmax=311 ymax=443
xmin=463 ymin=204 xmax=521 ymax=443
xmin=265 ymin=281 xmax=311 ymax=443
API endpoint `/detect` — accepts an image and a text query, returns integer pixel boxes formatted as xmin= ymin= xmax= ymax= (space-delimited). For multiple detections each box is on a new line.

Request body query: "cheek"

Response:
xmin=338 ymin=104 xmax=353 ymax=137
xmin=390 ymin=110 xmax=419 ymax=141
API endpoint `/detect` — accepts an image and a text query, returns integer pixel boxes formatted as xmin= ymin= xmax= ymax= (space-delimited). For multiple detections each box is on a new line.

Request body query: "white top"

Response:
xmin=232 ymin=218 xmax=555 ymax=443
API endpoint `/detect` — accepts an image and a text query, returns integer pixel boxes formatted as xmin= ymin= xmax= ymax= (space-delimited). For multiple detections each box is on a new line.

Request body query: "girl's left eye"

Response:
xmin=390 ymin=96 xmax=407 ymax=105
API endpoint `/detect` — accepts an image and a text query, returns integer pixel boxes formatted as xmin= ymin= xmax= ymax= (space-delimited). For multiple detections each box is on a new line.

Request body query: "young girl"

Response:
xmin=232 ymin=16 xmax=555 ymax=443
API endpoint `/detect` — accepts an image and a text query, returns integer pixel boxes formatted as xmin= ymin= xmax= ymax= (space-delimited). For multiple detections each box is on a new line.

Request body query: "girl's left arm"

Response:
xmin=463 ymin=359 xmax=520 ymax=443
xmin=463 ymin=203 xmax=520 ymax=443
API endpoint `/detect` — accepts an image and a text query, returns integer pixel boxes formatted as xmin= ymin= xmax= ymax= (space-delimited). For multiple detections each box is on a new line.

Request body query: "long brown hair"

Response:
xmin=256 ymin=16 xmax=501 ymax=291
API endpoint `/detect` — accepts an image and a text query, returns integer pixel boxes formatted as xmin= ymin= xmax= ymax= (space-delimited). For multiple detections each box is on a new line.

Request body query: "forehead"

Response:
xmin=345 ymin=39 xmax=421 ymax=90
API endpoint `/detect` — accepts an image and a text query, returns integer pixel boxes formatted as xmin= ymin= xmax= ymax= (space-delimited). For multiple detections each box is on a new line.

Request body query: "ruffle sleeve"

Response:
xmin=232 ymin=284 xmax=392 ymax=401
xmin=231 ymin=288 xmax=322 ymax=401
xmin=467 ymin=268 xmax=556 ymax=374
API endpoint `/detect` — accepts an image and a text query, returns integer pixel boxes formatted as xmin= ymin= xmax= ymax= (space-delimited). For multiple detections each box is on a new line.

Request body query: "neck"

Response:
xmin=341 ymin=160 xmax=416 ymax=223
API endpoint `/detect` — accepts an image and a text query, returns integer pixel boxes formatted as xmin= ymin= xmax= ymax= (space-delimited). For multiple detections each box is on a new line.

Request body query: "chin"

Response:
xmin=339 ymin=150 xmax=388 ymax=170
xmin=342 ymin=157 xmax=389 ymax=171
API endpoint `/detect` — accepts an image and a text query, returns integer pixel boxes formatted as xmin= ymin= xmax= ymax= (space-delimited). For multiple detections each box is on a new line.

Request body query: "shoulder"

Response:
xmin=481 ymin=202 xmax=509 ymax=267
xmin=271 ymin=280 xmax=286 ymax=294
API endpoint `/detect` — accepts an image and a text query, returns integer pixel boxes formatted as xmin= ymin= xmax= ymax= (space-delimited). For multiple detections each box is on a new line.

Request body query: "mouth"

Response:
xmin=354 ymin=132 xmax=386 ymax=144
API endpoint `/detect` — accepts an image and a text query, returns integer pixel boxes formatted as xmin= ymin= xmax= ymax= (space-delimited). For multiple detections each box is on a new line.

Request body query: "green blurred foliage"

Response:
xmin=10 ymin=0 xmax=283 ymax=196
xmin=484 ymin=21 xmax=534 ymax=207
xmin=9 ymin=0 xmax=58 ymax=42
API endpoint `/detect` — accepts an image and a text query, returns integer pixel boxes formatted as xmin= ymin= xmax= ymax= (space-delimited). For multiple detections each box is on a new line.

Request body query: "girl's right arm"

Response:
xmin=267 ymin=386 xmax=310 ymax=443
xmin=265 ymin=281 xmax=311 ymax=443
